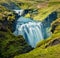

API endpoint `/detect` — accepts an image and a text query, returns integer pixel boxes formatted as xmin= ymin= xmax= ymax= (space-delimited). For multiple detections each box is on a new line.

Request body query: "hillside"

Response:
xmin=0 ymin=18 xmax=33 ymax=58
xmin=33 ymin=2 xmax=60 ymax=21
xmin=0 ymin=0 xmax=60 ymax=21
xmin=0 ymin=0 xmax=60 ymax=58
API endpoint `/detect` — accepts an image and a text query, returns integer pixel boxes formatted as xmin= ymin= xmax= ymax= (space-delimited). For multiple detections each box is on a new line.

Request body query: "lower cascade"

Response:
xmin=13 ymin=17 xmax=51 ymax=47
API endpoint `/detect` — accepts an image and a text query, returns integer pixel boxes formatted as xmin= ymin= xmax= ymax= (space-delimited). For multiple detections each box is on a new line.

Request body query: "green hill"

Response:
xmin=0 ymin=0 xmax=60 ymax=21
xmin=0 ymin=19 xmax=32 ymax=58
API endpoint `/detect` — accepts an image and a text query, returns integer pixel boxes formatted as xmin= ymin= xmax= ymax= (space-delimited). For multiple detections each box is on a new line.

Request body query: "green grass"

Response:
xmin=0 ymin=0 xmax=60 ymax=58
xmin=33 ymin=2 xmax=60 ymax=21
xmin=0 ymin=22 xmax=32 ymax=58
xmin=14 ymin=44 xmax=60 ymax=58
xmin=0 ymin=0 xmax=60 ymax=21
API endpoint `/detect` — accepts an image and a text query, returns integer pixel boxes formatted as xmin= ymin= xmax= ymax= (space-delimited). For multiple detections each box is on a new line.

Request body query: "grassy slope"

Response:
xmin=0 ymin=21 xmax=32 ymax=58
xmin=34 ymin=2 xmax=60 ymax=21
xmin=0 ymin=0 xmax=60 ymax=21
xmin=0 ymin=0 xmax=33 ymax=57
xmin=0 ymin=32 xmax=31 ymax=58
xmin=17 ymin=1 xmax=60 ymax=21
xmin=0 ymin=0 xmax=60 ymax=58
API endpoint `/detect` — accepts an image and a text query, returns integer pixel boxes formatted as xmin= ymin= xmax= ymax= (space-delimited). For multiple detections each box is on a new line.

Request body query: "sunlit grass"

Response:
xmin=33 ymin=3 xmax=60 ymax=21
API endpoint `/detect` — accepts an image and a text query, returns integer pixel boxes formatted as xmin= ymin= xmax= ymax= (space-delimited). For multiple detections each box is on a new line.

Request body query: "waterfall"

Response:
xmin=13 ymin=17 xmax=51 ymax=47
xmin=14 ymin=22 xmax=44 ymax=47
xmin=13 ymin=10 xmax=57 ymax=48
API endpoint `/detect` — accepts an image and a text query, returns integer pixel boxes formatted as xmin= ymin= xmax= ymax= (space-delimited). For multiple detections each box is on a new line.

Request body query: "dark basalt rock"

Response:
xmin=45 ymin=38 xmax=60 ymax=48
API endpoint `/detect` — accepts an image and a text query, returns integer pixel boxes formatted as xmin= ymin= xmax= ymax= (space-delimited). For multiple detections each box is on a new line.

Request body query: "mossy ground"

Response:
xmin=0 ymin=31 xmax=32 ymax=58
xmin=0 ymin=19 xmax=32 ymax=58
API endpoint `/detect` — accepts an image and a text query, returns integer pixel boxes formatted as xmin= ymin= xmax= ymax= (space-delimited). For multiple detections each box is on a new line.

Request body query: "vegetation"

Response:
xmin=14 ymin=44 xmax=60 ymax=58
xmin=0 ymin=1 xmax=33 ymax=58
xmin=33 ymin=2 xmax=60 ymax=21
xmin=0 ymin=0 xmax=60 ymax=58
xmin=0 ymin=20 xmax=32 ymax=58
xmin=0 ymin=7 xmax=32 ymax=58
xmin=0 ymin=0 xmax=60 ymax=21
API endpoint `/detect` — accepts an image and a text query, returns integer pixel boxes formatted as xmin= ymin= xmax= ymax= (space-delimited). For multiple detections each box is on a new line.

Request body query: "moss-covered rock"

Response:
xmin=51 ymin=18 xmax=60 ymax=33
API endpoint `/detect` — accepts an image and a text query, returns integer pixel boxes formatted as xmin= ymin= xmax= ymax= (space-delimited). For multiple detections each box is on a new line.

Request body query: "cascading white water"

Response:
xmin=13 ymin=17 xmax=51 ymax=48
xmin=13 ymin=10 xmax=56 ymax=48
xmin=20 ymin=22 xmax=44 ymax=47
